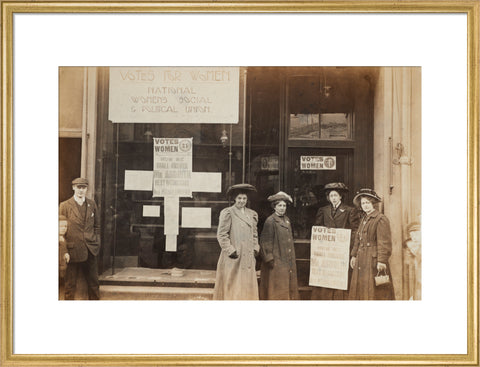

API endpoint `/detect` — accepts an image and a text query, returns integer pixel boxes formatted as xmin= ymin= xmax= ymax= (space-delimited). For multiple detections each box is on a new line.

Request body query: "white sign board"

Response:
xmin=142 ymin=205 xmax=161 ymax=217
xmin=181 ymin=207 xmax=211 ymax=228
xmin=109 ymin=67 xmax=240 ymax=124
xmin=124 ymin=170 xmax=153 ymax=191
xmin=190 ymin=172 xmax=222 ymax=193
xmin=300 ymin=156 xmax=336 ymax=170
xmin=309 ymin=226 xmax=351 ymax=290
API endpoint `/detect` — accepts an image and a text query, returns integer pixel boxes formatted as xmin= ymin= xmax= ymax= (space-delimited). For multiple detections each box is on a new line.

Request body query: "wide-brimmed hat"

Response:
xmin=226 ymin=183 xmax=256 ymax=198
xmin=324 ymin=182 xmax=349 ymax=193
xmin=353 ymin=188 xmax=382 ymax=207
xmin=267 ymin=191 xmax=293 ymax=204
xmin=72 ymin=177 xmax=88 ymax=186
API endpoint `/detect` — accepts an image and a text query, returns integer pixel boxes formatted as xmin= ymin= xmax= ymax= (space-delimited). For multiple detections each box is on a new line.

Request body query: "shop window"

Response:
xmin=246 ymin=70 xmax=281 ymax=230
xmin=105 ymin=121 xmax=252 ymax=270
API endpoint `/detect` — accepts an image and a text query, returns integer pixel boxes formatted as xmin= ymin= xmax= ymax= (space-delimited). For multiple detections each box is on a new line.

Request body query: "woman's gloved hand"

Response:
xmin=377 ymin=262 xmax=387 ymax=272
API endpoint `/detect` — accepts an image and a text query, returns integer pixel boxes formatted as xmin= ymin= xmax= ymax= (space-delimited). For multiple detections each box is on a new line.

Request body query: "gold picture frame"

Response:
xmin=1 ymin=1 xmax=479 ymax=366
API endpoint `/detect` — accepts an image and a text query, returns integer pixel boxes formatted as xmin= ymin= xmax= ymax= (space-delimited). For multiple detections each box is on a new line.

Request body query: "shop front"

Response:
xmin=59 ymin=66 xmax=421 ymax=300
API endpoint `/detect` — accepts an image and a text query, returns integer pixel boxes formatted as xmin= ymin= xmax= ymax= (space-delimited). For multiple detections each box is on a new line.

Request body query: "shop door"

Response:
xmin=287 ymin=147 xmax=354 ymax=239
xmin=59 ymin=138 xmax=82 ymax=202
xmin=287 ymin=147 xmax=353 ymax=290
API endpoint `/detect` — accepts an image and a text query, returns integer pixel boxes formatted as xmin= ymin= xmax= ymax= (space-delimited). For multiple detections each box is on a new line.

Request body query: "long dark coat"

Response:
xmin=311 ymin=202 xmax=359 ymax=300
xmin=259 ymin=213 xmax=299 ymax=300
xmin=348 ymin=210 xmax=395 ymax=300
xmin=59 ymin=197 xmax=100 ymax=262
xmin=213 ymin=206 xmax=260 ymax=300
xmin=314 ymin=202 xmax=359 ymax=231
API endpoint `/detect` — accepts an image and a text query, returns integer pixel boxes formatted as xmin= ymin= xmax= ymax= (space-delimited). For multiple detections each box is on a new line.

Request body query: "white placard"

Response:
xmin=153 ymin=138 xmax=193 ymax=197
xmin=309 ymin=226 xmax=351 ymax=290
xmin=124 ymin=170 xmax=153 ymax=191
xmin=181 ymin=207 xmax=211 ymax=228
xmin=109 ymin=67 xmax=240 ymax=124
xmin=190 ymin=172 xmax=222 ymax=193
xmin=142 ymin=205 xmax=160 ymax=217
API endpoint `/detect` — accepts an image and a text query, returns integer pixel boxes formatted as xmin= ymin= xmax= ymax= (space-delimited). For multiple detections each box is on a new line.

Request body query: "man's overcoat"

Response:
xmin=213 ymin=206 xmax=260 ymax=300
xmin=259 ymin=213 xmax=299 ymax=300
xmin=59 ymin=197 xmax=100 ymax=262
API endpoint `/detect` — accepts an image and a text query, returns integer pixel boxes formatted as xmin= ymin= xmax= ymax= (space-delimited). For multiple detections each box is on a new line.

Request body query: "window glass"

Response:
xmin=320 ymin=113 xmax=352 ymax=140
xmin=289 ymin=114 xmax=319 ymax=139
xmin=287 ymin=75 xmax=353 ymax=141
xmin=106 ymin=122 xmax=246 ymax=269
xmin=246 ymin=70 xmax=281 ymax=229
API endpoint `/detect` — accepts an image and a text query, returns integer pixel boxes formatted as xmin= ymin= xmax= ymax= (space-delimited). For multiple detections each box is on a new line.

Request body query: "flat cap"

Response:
xmin=267 ymin=191 xmax=293 ymax=203
xmin=72 ymin=177 xmax=89 ymax=186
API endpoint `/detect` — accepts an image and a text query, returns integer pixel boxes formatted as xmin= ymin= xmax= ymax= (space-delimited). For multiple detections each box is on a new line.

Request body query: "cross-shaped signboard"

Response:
xmin=124 ymin=138 xmax=221 ymax=251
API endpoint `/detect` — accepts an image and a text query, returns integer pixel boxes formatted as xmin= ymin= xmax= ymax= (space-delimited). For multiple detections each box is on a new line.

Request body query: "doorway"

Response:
xmin=59 ymin=138 xmax=82 ymax=202
xmin=286 ymin=147 xmax=354 ymax=239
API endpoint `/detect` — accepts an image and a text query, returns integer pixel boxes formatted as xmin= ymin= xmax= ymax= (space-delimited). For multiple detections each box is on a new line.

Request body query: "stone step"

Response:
xmin=99 ymin=267 xmax=216 ymax=288
xmin=98 ymin=267 xmax=315 ymax=300
xmin=100 ymin=285 xmax=213 ymax=300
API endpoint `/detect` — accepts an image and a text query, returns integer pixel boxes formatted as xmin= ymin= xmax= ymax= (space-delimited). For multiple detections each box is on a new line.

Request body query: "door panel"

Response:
xmin=287 ymin=148 xmax=353 ymax=239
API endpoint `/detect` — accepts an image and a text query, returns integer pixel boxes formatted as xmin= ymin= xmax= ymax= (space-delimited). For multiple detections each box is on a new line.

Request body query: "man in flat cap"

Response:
xmin=59 ymin=177 xmax=101 ymax=300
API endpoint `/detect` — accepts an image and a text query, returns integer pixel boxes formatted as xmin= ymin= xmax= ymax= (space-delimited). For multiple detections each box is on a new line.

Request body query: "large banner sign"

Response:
xmin=309 ymin=226 xmax=351 ymax=290
xmin=152 ymin=138 xmax=192 ymax=197
xmin=109 ymin=67 xmax=240 ymax=124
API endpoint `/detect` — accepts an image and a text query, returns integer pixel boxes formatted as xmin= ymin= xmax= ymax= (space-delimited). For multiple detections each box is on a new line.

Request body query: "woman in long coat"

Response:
xmin=348 ymin=188 xmax=395 ymax=300
xmin=213 ymin=184 xmax=260 ymax=300
xmin=311 ymin=182 xmax=359 ymax=300
xmin=259 ymin=191 xmax=299 ymax=300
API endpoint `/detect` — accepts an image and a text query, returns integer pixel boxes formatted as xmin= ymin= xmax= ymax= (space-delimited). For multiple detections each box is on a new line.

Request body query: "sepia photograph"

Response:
xmin=59 ymin=66 xmax=421 ymax=302
xmin=2 ymin=2 xmax=478 ymax=365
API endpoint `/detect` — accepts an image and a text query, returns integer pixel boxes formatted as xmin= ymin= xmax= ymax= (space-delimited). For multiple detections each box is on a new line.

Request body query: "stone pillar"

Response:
xmin=374 ymin=67 xmax=421 ymax=300
xmin=81 ymin=67 xmax=98 ymax=201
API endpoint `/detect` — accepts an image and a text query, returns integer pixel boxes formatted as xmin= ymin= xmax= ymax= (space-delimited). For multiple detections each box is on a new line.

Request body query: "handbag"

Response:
xmin=374 ymin=269 xmax=390 ymax=286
